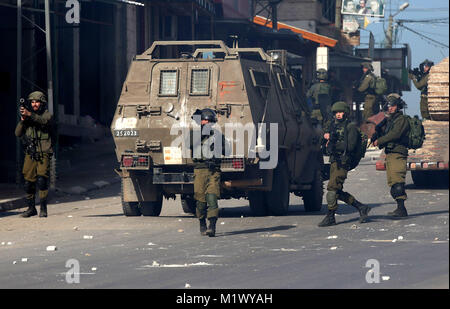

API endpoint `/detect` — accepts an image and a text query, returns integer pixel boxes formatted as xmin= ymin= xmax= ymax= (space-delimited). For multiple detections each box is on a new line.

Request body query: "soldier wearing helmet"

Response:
xmin=372 ymin=93 xmax=410 ymax=217
xmin=319 ymin=101 xmax=370 ymax=227
xmin=15 ymin=91 xmax=54 ymax=218
xmin=306 ymin=68 xmax=332 ymax=127
xmin=190 ymin=108 xmax=228 ymax=237
xmin=356 ymin=62 xmax=378 ymax=121
xmin=409 ymin=59 xmax=434 ymax=119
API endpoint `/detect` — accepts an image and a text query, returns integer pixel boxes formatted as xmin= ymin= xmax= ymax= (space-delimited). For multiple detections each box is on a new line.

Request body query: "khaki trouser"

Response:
xmin=363 ymin=94 xmax=377 ymax=121
xmin=386 ymin=153 xmax=407 ymax=191
xmin=326 ymin=162 xmax=356 ymax=210
xmin=194 ymin=168 xmax=220 ymax=218
xmin=420 ymin=95 xmax=430 ymax=120
xmin=23 ymin=153 xmax=50 ymax=200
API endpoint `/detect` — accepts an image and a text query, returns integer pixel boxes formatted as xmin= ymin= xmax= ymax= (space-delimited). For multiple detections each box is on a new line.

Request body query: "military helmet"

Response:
xmin=361 ymin=62 xmax=374 ymax=71
xmin=420 ymin=59 xmax=434 ymax=72
xmin=27 ymin=91 xmax=47 ymax=103
xmin=386 ymin=93 xmax=406 ymax=109
xmin=316 ymin=68 xmax=328 ymax=80
xmin=200 ymin=108 xmax=217 ymax=123
xmin=331 ymin=101 xmax=350 ymax=114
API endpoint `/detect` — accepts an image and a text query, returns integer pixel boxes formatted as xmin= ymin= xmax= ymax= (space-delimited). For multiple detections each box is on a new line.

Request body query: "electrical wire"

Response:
xmin=397 ymin=23 xmax=449 ymax=48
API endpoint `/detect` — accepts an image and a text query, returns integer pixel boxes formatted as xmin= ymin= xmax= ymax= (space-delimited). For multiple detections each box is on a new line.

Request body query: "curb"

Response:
xmin=0 ymin=176 xmax=121 ymax=213
xmin=55 ymin=176 xmax=121 ymax=195
xmin=0 ymin=196 xmax=27 ymax=213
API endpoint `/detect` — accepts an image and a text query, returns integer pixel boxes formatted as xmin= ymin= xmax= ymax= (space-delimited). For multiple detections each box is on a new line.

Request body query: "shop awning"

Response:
xmin=253 ymin=15 xmax=338 ymax=48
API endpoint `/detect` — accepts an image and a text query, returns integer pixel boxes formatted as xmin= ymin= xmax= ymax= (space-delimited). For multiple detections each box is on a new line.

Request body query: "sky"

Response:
xmin=361 ymin=0 xmax=449 ymax=117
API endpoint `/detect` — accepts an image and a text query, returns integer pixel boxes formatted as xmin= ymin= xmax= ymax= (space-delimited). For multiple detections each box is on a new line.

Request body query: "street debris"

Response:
xmin=142 ymin=261 xmax=218 ymax=268
xmin=270 ymin=248 xmax=299 ymax=252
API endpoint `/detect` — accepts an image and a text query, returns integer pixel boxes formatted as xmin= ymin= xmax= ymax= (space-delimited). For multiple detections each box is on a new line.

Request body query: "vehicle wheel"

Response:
xmin=248 ymin=191 xmax=268 ymax=216
xmin=265 ymin=159 xmax=290 ymax=216
xmin=140 ymin=198 xmax=163 ymax=216
xmin=302 ymin=170 xmax=323 ymax=212
xmin=122 ymin=201 xmax=141 ymax=216
xmin=181 ymin=195 xmax=197 ymax=215
xmin=121 ymin=179 xmax=141 ymax=216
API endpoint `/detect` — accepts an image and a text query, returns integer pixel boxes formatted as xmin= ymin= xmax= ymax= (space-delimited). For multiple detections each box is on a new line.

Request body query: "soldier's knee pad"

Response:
xmin=24 ymin=181 xmax=36 ymax=194
xmin=205 ymin=193 xmax=218 ymax=209
xmin=326 ymin=191 xmax=337 ymax=204
xmin=390 ymin=183 xmax=405 ymax=199
xmin=37 ymin=176 xmax=48 ymax=191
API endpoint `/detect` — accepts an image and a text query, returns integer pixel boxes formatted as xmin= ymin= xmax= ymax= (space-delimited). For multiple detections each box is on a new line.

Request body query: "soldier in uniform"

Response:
xmin=306 ymin=69 xmax=332 ymax=128
xmin=409 ymin=59 xmax=434 ymax=120
xmin=15 ymin=91 xmax=54 ymax=218
xmin=191 ymin=109 xmax=226 ymax=237
xmin=318 ymin=101 xmax=371 ymax=227
xmin=357 ymin=62 xmax=377 ymax=122
xmin=372 ymin=93 xmax=410 ymax=217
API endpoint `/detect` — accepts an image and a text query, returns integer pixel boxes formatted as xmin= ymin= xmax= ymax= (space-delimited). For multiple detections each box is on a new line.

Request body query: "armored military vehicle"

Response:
xmin=111 ymin=40 xmax=325 ymax=217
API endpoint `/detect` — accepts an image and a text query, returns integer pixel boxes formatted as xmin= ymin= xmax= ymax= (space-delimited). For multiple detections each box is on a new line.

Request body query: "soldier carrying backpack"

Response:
xmin=356 ymin=62 xmax=388 ymax=122
xmin=371 ymin=93 xmax=423 ymax=218
xmin=318 ymin=101 xmax=371 ymax=227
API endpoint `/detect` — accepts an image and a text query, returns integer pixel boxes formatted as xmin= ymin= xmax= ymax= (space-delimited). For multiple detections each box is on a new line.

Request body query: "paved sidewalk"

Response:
xmin=0 ymin=136 xmax=119 ymax=213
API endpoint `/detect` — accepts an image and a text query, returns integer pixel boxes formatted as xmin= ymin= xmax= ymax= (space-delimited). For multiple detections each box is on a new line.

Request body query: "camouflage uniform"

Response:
xmin=357 ymin=63 xmax=377 ymax=121
xmin=15 ymin=91 xmax=54 ymax=218
xmin=318 ymin=102 xmax=370 ymax=227
xmin=191 ymin=109 xmax=226 ymax=237
xmin=409 ymin=72 xmax=430 ymax=120
xmin=306 ymin=69 xmax=332 ymax=127
xmin=375 ymin=93 xmax=410 ymax=217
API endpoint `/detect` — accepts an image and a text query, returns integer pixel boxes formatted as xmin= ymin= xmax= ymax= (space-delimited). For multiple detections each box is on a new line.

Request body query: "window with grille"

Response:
xmin=277 ymin=73 xmax=288 ymax=90
xmin=249 ymin=69 xmax=270 ymax=88
xmin=190 ymin=69 xmax=210 ymax=95
xmin=159 ymin=70 xmax=178 ymax=96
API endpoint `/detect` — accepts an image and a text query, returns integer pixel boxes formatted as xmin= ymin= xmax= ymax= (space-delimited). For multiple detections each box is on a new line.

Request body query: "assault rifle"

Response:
xmin=369 ymin=117 xmax=387 ymax=147
xmin=408 ymin=67 xmax=423 ymax=81
xmin=20 ymin=134 xmax=42 ymax=162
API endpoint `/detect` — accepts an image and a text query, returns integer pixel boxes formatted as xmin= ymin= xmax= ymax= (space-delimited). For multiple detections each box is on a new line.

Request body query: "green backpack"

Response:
xmin=347 ymin=123 xmax=369 ymax=170
xmin=406 ymin=115 xmax=425 ymax=149
xmin=374 ymin=77 xmax=388 ymax=95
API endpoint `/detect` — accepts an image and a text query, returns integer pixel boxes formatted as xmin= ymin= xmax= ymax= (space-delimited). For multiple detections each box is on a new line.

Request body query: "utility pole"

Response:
xmin=335 ymin=0 xmax=342 ymax=30
xmin=386 ymin=2 xmax=409 ymax=48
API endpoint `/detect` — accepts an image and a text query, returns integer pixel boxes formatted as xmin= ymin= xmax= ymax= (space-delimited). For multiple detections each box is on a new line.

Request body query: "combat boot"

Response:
xmin=318 ymin=210 xmax=336 ymax=227
xmin=206 ymin=217 xmax=217 ymax=237
xmin=39 ymin=199 xmax=48 ymax=218
xmin=21 ymin=198 xmax=37 ymax=218
xmin=352 ymin=200 xmax=371 ymax=223
xmin=199 ymin=218 xmax=207 ymax=236
xmin=388 ymin=199 xmax=408 ymax=217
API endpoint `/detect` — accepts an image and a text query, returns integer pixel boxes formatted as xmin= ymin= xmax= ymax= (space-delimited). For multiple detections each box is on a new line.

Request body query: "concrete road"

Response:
xmin=0 ymin=163 xmax=448 ymax=289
